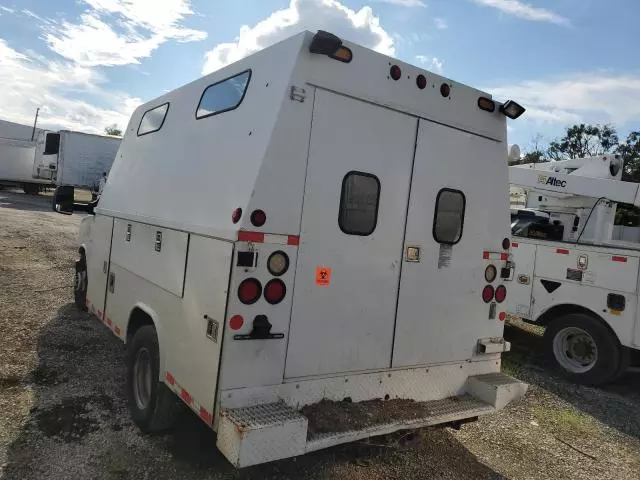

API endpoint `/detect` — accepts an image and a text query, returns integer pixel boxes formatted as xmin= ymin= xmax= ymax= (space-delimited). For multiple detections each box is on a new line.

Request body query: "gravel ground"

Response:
xmin=1 ymin=190 xmax=639 ymax=480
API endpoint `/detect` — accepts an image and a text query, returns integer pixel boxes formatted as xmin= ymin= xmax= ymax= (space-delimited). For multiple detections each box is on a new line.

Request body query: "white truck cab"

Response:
xmin=61 ymin=31 xmax=527 ymax=467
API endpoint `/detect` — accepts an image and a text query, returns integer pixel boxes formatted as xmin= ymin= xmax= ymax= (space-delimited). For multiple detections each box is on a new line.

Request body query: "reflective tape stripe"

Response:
xmin=114 ymin=326 xmax=121 ymax=335
xmin=238 ymin=230 xmax=300 ymax=246
xmin=164 ymin=371 xmax=213 ymax=426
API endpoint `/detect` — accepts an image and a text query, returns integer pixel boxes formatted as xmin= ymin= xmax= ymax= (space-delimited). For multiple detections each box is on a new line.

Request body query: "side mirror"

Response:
xmin=52 ymin=185 xmax=74 ymax=214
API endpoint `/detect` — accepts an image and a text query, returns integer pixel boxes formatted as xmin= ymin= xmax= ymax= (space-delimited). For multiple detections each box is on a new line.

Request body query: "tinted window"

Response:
xmin=138 ymin=103 xmax=169 ymax=136
xmin=196 ymin=70 xmax=251 ymax=119
xmin=433 ymin=189 xmax=466 ymax=245
xmin=44 ymin=133 xmax=60 ymax=155
xmin=339 ymin=172 xmax=381 ymax=236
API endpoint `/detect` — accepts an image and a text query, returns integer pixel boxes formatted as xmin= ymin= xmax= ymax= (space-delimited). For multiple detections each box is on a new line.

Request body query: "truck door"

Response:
xmin=506 ymin=241 xmax=537 ymax=320
xmin=392 ymin=120 xmax=509 ymax=367
xmin=84 ymin=215 xmax=114 ymax=321
xmin=285 ymin=89 xmax=416 ymax=378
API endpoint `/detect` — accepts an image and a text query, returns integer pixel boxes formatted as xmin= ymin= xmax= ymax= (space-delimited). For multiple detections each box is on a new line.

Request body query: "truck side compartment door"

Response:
xmin=507 ymin=241 xmax=537 ymax=320
xmin=85 ymin=214 xmax=114 ymax=321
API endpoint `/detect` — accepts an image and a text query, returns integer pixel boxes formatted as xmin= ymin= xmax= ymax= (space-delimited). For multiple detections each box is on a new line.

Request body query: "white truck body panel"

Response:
xmin=35 ymin=131 xmax=121 ymax=188
xmin=78 ymin=31 xmax=525 ymax=466
xmin=0 ymin=138 xmax=43 ymax=184
xmin=0 ymin=118 xmax=42 ymax=141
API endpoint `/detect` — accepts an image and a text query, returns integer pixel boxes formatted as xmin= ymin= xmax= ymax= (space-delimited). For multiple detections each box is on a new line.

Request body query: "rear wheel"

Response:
xmin=126 ymin=325 xmax=180 ymax=432
xmin=544 ymin=313 xmax=620 ymax=386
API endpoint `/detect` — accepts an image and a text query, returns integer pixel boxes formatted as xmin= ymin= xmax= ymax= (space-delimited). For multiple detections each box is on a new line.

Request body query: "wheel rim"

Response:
xmin=552 ymin=326 xmax=598 ymax=373
xmin=133 ymin=347 xmax=153 ymax=410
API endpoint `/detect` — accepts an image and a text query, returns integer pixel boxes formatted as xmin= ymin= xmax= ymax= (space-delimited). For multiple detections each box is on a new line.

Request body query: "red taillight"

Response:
xmin=502 ymin=237 xmax=510 ymax=250
xmin=416 ymin=74 xmax=427 ymax=90
xmin=264 ymin=279 xmax=286 ymax=305
xmin=495 ymin=285 xmax=507 ymax=303
xmin=482 ymin=285 xmax=494 ymax=303
xmin=250 ymin=209 xmax=266 ymax=227
xmin=229 ymin=315 xmax=244 ymax=330
xmin=232 ymin=208 xmax=242 ymax=224
xmin=238 ymin=278 xmax=262 ymax=305
xmin=390 ymin=65 xmax=401 ymax=80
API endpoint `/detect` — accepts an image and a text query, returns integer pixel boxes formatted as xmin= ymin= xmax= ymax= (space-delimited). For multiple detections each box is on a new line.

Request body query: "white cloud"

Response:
xmin=43 ymin=0 xmax=206 ymax=67
xmin=0 ymin=6 xmax=15 ymax=14
xmin=375 ymin=0 xmax=426 ymax=7
xmin=487 ymin=74 xmax=640 ymax=125
xmin=202 ymin=0 xmax=395 ymax=74
xmin=434 ymin=17 xmax=448 ymax=29
xmin=0 ymin=39 xmax=141 ymax=133
xmin=415 ymin=54 xmax=443 ymax=73
xmin=472 ymin=0 xmax=569 ymax=25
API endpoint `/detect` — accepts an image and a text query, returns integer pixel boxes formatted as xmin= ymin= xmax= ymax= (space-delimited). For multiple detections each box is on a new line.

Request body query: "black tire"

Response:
xmin=543 ymin=313 xmax=621 ymax=386
xmin=126 ymin=325 xmax=180 ymax=432
xmin=74 ymin=255 xmax=88 ymax=311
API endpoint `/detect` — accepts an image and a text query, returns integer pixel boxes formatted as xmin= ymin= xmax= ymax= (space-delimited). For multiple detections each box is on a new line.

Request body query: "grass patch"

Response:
xmin=533 ymin=405 xmax=600 ymax=437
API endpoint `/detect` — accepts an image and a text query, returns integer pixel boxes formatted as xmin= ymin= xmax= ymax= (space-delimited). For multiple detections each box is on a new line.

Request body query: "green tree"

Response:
xmin=547 ymin=124 xmax=619 ymax=160
xmin=104 ymin=124 xmax=122 ymax=136
xmin=618 ymin=131 xmax=640 ymax=182
xmin=518 ymin=134 xmax=548 ymax=165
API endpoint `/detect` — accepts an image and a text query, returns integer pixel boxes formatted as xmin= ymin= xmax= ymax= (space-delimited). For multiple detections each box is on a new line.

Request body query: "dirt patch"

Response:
xmin=303 ymin=397 xmax=435 ymax=435
xmin=35 ymin=397 xmax=100 ymax=442
xmin=0 ymin=375 xmax=22 ymax=389
xmin=29 ymin=365 xmax=65 ymax=386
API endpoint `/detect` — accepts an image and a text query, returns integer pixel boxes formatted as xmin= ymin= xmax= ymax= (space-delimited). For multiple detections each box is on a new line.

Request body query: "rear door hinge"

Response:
xmin=290 ymin=86 xmax=306 ymax=102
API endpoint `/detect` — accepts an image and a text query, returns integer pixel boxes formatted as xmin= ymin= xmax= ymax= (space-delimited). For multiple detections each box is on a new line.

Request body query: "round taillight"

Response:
xmin=232 ymin=208 xmax=242 ymax=224
xmin=250 ymin=209 xmax=266 ymax=227
xmin=229 ymin=315 xmax=244 ymax=330
xmin=485 ymin=265 xmax=497 ymax=283
xmin=264 ymin=279 xmax=286 ymax=305
xmin=502 ymin=237 xmax=510 ymax=250
xmin=495 ymin=285 xmax=507 ymax=303
xmin=267 ymin=251 xmax=289 ymax=276
xmin=440 ymin=83 xmax=451 ymax=97
xmin=390 ymin=65 xmax=402 ymax=81
xmin=238 ymin=278 xmax=262 ymax=305
xmin=416 ymin=74 xmax=427 ymax=90
xmin=482 ymin=285 xmax=494 ymax=303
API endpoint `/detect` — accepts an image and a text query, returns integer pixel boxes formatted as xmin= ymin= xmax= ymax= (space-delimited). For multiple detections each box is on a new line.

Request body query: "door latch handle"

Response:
xmin=108 ymin=272 xmax=115 ymax=293
xmin=517 ymin=274 xmax=530 ymax=285
xmin=103 ymin=261 xmax=108 ymax=274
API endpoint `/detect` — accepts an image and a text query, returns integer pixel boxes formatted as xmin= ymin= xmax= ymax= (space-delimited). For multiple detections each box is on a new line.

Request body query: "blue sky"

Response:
xmin=0 ymin=0 xmax=638 ymax=153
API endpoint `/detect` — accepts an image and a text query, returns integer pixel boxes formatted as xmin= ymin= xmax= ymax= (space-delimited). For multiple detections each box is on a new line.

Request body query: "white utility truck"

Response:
xmin=33 ymin=130 xmax=121 ymax=191
xmin=508 ymin=155 xmax=640 ymax=384
xmin=56 ymin=31 xmax=527 ymax=467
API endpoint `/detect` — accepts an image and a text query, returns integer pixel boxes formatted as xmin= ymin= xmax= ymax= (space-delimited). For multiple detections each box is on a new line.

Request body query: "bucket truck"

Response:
xmin=508 ymin=154 xmax=640 ymax=385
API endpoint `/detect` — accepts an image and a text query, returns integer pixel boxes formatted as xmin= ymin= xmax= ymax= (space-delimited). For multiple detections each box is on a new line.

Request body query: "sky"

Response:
xmin=0 ymin=0 xmax=638 ymax=153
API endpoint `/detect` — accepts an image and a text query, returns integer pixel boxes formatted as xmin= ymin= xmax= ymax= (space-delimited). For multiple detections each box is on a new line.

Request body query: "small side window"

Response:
xmin=137 ymin=103 xmax=169 ymax=136
xmin=433 ymin=189 xmax=466 ymax=245
xmin=44 ymin=133 xmax=60 ymax=155
xmin=339 ymin=171 xmax=381 ymax=236
xmin=196 ymin=70 xmax=251 ymax=119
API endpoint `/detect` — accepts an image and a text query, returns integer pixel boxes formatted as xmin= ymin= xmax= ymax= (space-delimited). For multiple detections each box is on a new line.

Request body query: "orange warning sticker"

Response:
xmin=315 ymin=266 xmax=332 ymax=286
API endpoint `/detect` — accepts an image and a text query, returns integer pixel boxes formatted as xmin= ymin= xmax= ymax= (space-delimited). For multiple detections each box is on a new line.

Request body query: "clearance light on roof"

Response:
xmin=478 ymin=97 xmax=495 ymax=112
xmin=309 ymin=30 xmax=352 ymax=63
xmin=500 ymin=100 xmax=526 ymax=119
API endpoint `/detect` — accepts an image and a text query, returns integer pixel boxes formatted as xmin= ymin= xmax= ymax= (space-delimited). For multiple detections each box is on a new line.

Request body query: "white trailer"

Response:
xmin=0 ymin=119 xmax=50 ymax=193
xmin=58 ymin=31 xmax=527 ymax=467
xmin=34 ymin=130 xmax=121 ymax=190
xmin=508 ymin=155 xmax=640 ymax=384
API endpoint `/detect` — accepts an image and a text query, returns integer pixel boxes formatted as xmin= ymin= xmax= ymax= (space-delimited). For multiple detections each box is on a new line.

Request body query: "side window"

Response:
xmin=43 ymin=133 xmax=60 ymax=155
xmin=137 ymin=103 xmax=169 ymax=136
xmin=433 ymin=189 xmax=466 ymax=245
xmin=339 ymin=171 xmax=381 ymax=236
xmin=196 ymin=70 xmax=251 ymax=119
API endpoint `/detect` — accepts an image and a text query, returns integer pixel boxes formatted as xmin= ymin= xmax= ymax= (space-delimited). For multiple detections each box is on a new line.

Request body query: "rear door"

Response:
xmin=392 ymin=120 xmax=509 ymax=367
xmin=285 ymin=89 xmax=416 ymax=378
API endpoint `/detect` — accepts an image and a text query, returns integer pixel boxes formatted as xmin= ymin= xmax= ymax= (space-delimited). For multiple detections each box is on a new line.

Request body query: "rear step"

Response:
xmin=216 ymin=373 xmax=527 ymax=467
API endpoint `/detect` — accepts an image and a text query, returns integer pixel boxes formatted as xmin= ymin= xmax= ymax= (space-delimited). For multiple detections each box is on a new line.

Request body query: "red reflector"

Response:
xmin=556 ymin=248 xmax=570 ymax=255
xmin=482 ymin=285 xmax=494 ymax=303
xmin=495 ymin=285 xmax=507 ymax=303
xmin=180 ymin=389 xmax=192 ymax=404
xmin=512 ymin=242 xmax=519 ymax=248
xmin=612 ymin=256 xmax=627 ymax=263
xmin=238 ymin=279 xmax=262 ymax=305
xmin=483 ymin=251 xmax=490 ymax=260
xmin=287 ymin=235 xmax=300 ymax=246
xmin=500 ymin=253 xmax=509 ymax=261
xmin=229 ymin=315 xmax=244 ymax=330
xmin=250 ymin=209 xmax=266 ymax=227
xmin=238 ymin=231 xmax=264 ymax=243
xmin=498 ymin=312 xmax=506 ymax=322
xmin=200 ymin=408 xmax=213 ymax=424
xmin=264 ymin=279 xmax=286 ymax=305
